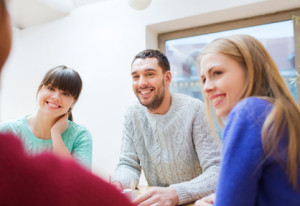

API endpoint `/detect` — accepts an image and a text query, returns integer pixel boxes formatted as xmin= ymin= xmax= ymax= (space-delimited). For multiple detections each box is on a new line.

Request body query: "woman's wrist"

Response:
xmin=51 ymin=131 xmax=62 ymax=139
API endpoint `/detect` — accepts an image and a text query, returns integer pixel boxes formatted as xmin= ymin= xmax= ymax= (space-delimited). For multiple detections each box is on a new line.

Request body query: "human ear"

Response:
xmin=165 ymin=71 xmax=172 ymax=84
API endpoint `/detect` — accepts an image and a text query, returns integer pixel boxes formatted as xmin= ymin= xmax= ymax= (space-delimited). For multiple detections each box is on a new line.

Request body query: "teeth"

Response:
xmin=48 ymin=102 xmax=59 ymax=108
xmin=141 ymin=90 xmax=151 ymax=95
xmin=212 ymin=96 xmax=223 ymax=105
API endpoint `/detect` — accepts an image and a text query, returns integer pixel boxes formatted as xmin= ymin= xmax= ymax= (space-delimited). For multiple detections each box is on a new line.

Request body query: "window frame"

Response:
xmin=158 ymin=8 xmax=300 ymax=103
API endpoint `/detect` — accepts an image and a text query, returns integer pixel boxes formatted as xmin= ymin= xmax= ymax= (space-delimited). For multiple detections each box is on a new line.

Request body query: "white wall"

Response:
xmin=1 ymin=0 xmax=299 ymax=180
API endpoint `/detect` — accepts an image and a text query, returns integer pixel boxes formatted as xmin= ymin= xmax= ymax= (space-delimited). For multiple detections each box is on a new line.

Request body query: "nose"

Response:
xmin=51 ymin=91 xmax=61 ymax=101
xmin=138 ymin=75 xmax=148 ymax=88
xmin=202 ymin=79 xmax=215 ymax=94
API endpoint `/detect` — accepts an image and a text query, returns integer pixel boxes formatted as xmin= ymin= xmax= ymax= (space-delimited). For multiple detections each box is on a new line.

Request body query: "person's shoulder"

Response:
xmin=0 ymin=116 xmax=26 ymax=130
xmin=67 ymin=121 xmax=92 ymax=137
xmin=229 ymin=97 xmax=272 ymax=123
xmin=171 ymin=93 xmax=204 ymax=113
xmin=232 ymin=97 xmax=272 ymax=114
xmin=68 ymin=120 xmax=83 ymax=129
xmin=125 ymin=100 xmax=145 ymax=117
xmin=172 ymin=93 xmax=202 ymax=105
xmin=1 ymin=116 xmax=25 ymax=124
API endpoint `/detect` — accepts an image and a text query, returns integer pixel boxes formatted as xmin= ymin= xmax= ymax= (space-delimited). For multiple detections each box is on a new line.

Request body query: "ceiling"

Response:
xmin=7 ymin=0 xmax=110 ymax=29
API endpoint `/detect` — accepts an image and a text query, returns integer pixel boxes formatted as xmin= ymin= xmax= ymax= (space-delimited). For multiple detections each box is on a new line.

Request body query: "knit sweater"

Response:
xmin=0 ymin=132 xmax=134 ymax=206
xmin=215 ymin=97 xmax=300 ymax=206
xmin=113 ymin=93 xmax=221 ymax=205
xmin=0 ymin=116 xmax=92 ymax=169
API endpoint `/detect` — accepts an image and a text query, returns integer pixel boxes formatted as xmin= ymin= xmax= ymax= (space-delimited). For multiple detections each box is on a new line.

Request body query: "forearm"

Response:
xmin=171 ymin=165 xmax=219 ymax=205
xmin=173 ymin=134 xmax=221 ymax=205
xmin=112 ymin=164 xmax=141 ymax=188
xmin=51 ymin=132 xmax=72 ymax=159
xmin=179 ymin=104 xmax=221 ymax=204
xmin=114 ymin=120 xmax=142 ymax=188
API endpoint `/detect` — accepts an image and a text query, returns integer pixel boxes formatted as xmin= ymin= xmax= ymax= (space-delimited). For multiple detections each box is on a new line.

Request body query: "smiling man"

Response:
xmin=112 ymin=49 xmax=221 ymax=205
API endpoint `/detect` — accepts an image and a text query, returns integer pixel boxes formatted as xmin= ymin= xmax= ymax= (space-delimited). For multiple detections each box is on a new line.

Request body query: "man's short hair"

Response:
xmin=132 ymin=49 xmax=170 ymax=73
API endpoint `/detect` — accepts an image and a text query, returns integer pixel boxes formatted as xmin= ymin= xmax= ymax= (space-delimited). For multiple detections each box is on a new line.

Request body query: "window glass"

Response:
xmin=165 ymin=20 xmax=297 ymax=101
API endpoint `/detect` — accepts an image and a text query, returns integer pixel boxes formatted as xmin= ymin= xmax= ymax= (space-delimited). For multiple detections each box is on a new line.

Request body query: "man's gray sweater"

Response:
xmin=113 ymin=93 xmax=221 ymax=205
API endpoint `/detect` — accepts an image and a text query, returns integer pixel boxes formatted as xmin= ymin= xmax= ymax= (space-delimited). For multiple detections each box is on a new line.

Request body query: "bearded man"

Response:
xmin=112 ymin=49 xmax=221 ymax=206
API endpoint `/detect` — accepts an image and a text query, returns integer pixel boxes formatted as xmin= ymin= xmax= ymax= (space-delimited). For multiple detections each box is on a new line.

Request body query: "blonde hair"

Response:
xmin=199 ymin=34 xmax=300 ymax=189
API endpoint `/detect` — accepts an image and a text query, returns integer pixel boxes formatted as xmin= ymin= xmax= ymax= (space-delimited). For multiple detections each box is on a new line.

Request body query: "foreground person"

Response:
xmin=0 ymin=1 xmax=134 ymax=205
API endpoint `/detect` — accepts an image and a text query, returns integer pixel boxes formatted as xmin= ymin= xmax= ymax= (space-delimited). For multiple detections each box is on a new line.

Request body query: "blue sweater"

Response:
xmin=215 ymin=97 xmax=300 ymax=206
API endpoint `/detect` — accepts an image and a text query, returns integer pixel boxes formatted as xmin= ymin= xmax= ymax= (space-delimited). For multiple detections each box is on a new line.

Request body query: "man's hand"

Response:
xmin=111 ymin=181 xmax=123 ymax=191
xmin=133 ymin=186 xmax=179 ymax=206
xmin=194 ymin=193 xmax=216 ymax=206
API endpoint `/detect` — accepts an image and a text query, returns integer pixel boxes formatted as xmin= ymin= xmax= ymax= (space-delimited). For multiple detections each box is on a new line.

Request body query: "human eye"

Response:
xmin=201 ymin=77 xmax=206 ymax=84
xmin=147 ymin=73 xmax=154 ymax=77
xmin=132 ymin=74 xmax=139 ymax=80
xmin=47 ymin=85 xmax=54 ymax=91
xmin=213 ymin=70 xmax=223 ymax=77
xmin=62 ymin=92 xmax=70 ymax=97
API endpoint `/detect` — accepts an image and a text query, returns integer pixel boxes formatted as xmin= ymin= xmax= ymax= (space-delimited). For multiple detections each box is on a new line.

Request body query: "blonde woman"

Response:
xmin=196 ymin=35 xmax=300 ymax=206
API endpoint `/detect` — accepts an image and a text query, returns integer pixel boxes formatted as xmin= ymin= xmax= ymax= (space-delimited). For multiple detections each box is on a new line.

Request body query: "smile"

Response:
xmin=211 ymin=95 xmax=225 ymax=106
xmin=46 ymin=101 xmax=61 ymax=109
xmin=139 ymin=88 xmax=153 ymax=97
xmin=141 ymin=90 xmax=151 ymax=95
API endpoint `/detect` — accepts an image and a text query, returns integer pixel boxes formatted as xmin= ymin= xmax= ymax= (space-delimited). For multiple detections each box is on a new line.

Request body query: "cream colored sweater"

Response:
xmin=113 ymin=93 xmax=221 ymax=205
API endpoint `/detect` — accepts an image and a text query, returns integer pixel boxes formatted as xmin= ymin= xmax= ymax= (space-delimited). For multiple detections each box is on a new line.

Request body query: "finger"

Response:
xmin=195 ymin=199 xmax=213 ymax=206
xmin=203 ymin=193 xmax=215 ymax=204
xmin=206 ymin=199 xmax=214 ymax=204
xmin=111 ymin=182 xmax=122 ymax=191
xmin=115 ymin=185 xmax=123 ymax=191
xmin=132 ymin=191 xmax=152 ymax=205
xmin=135 ymin=195 xmax=157 ymax=206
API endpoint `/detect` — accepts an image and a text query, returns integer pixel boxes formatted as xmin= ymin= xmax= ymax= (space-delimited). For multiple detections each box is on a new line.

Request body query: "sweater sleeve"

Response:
xmin=214 ymin=98 xmax=270 ymax=206
xmin=0 ymin=119 xmax=19 ymax=134
xmin=171 ymin=102 xmax=221 ymax=205
xmin=112 ymin=110 xmax=141 ymax=189
xmin=71 ymin=128 xmax=93 ymax=170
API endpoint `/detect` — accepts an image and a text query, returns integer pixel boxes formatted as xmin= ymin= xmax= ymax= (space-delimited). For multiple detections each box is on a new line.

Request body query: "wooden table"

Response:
xmin=137 ymin=185 xmax=195 ymax=206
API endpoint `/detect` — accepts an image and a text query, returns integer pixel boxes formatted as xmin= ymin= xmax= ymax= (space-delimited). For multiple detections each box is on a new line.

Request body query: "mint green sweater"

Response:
xmin=0 ymin=116 xmax=92 ymax=169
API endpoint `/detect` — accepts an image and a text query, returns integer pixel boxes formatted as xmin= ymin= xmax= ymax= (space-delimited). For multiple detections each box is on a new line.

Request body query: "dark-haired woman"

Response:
xmin=0 ymin=65 xmax=92 ymax=169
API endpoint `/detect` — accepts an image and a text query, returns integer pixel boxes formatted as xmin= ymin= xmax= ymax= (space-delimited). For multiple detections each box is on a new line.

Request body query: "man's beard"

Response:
xmin=136 ymin=80 xmax=165 ymax=111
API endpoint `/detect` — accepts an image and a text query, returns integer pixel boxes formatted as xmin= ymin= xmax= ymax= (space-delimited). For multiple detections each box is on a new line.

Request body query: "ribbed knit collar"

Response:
xmin=144 ymin=93 xmax=176 ymax=120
